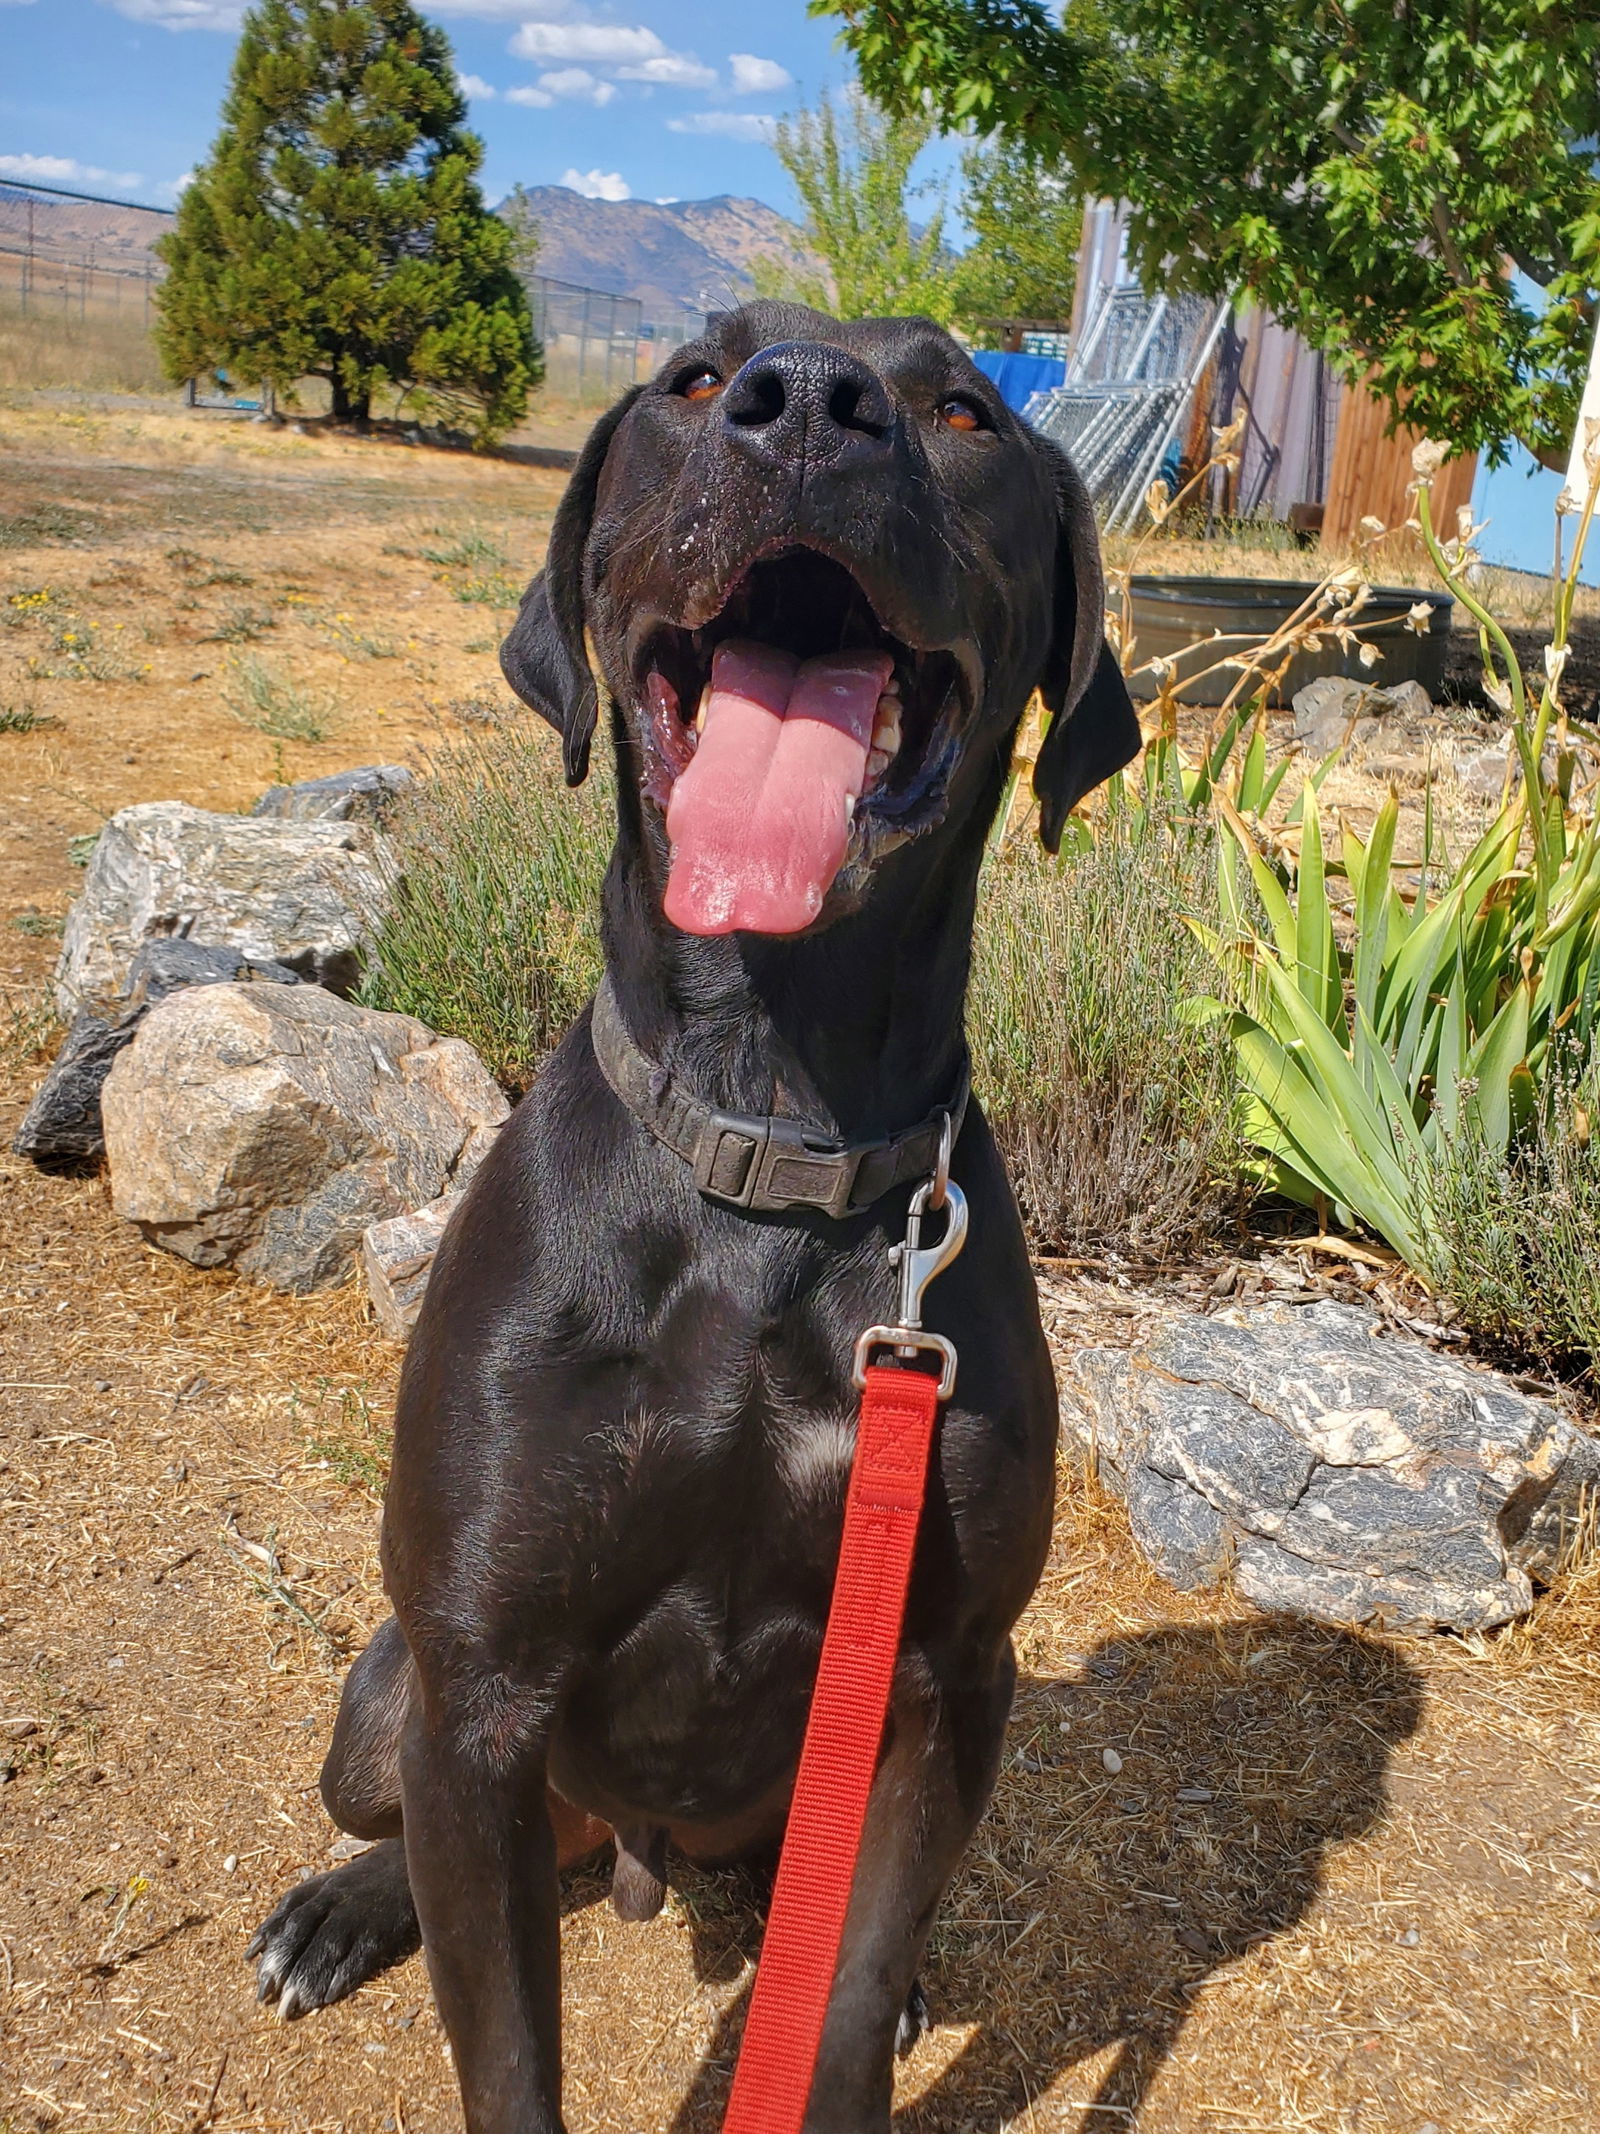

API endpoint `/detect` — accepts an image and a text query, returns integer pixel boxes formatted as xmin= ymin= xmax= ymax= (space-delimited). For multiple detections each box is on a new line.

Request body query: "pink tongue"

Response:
xmin=663 ymin=639 xmax=893 ymax=935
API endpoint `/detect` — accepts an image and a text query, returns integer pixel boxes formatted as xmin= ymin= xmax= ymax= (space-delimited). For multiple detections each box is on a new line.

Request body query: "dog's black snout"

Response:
xmin=723 ymin=363 xmax=788 ymax=429
xmin=721 ymin=340 xmax=894 ymax=458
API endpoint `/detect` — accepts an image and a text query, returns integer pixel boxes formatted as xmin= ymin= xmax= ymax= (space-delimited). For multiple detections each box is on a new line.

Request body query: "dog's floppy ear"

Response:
xmin=500 ymin=385 xmax=645 ymax=786
xmin=1031 ymin=441 xmax=1143 ymax=853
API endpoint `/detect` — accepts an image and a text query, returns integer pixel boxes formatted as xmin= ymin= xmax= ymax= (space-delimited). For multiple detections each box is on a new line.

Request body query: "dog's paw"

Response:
xmin=246 ymin=1838 xmax=420 ymax=2018
xmin=895 ymin=1979 xmax=931 ymax=2058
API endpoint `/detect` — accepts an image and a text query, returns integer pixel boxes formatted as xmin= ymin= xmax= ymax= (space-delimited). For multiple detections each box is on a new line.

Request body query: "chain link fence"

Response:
xmin=0 ymin=177 xmax=709 ymax=412
xmin=524 ymin=273 xmax=708 ymax=407
xmin=0 ymin=177 xmax=171 ymax=324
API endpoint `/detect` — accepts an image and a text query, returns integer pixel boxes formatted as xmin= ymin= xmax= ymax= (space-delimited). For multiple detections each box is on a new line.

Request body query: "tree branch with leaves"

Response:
xmin=817 ymin=0 xmax=1600 ymax=466
xmin=751 ymin=88 xmax=956 ymax=322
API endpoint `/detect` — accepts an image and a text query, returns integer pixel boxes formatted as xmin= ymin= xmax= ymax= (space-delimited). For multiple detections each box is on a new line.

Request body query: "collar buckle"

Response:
xmin=693 ymin=1109 xmax=862 ymax=1218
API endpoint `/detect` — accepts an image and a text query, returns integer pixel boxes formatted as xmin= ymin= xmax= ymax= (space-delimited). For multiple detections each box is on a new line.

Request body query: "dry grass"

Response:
xmin=0 ymin=300 xmax=170 ymax=398
xmin=2 ymin=394 xmax=1598 ymax=2134
xmin=0 ymin=396 xmax=570 ymax=931
xmin=972 ymin=808 xmax=1244 ymax=1258
xmin=2 ymin=1118 xmax=1596 ymax=2134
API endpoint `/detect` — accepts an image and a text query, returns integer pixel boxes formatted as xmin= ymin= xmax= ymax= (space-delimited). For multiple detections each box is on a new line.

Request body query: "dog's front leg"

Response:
xmin=802 ymin=1654 xmax=1014 ymax=2134
xmin=400 ymin=1673 xmax=566 ymax=2134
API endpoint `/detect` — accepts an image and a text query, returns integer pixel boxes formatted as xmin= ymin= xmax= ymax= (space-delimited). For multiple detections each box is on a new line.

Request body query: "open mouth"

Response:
xmin=632 ymin=549 xmax=965 ymax=936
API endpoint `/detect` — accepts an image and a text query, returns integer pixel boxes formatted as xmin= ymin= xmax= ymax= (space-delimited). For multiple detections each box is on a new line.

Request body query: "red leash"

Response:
xmin=723 ymin=1179 xmax=966 ymax=2134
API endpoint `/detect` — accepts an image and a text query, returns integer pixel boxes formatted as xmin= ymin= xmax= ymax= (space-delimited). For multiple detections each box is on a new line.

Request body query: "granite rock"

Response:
xmin=1063 ymin=1298 xmax=1600 ymax=1633
xmin=54 ymin=801 xmax=388 ymax=1013
xmin=252 ymin=764 xmax=413 ymax=824
xmin=100 ymin=984 xmax=506 ymax=1291
xmin=1291 ymin=675 xmax=1434 ymax=755
xmin=362 ymin=1192 xmax=464 ymax=1340
xmin=13 ymin=941 xmax=302 ymax=1165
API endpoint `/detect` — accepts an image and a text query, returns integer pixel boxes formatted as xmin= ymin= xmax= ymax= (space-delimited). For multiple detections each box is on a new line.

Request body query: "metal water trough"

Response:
xmin=1125 ymin=575 xmax=1455 ymax=706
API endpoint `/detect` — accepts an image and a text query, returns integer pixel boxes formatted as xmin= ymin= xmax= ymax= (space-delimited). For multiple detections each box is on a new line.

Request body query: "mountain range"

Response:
xmin=506 ymin=186 xmax=821 ymax=321
xmin=0 ymin=175 xmax=817 ymax=327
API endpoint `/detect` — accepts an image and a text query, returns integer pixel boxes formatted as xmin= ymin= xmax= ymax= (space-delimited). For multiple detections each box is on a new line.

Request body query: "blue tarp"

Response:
xmin=971 ymin=349 xmax=1068 ymax=412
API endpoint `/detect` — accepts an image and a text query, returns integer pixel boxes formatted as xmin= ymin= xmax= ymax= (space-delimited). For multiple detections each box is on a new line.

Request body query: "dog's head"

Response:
xmin=502 ymin=300 xmax=1139 ymax=937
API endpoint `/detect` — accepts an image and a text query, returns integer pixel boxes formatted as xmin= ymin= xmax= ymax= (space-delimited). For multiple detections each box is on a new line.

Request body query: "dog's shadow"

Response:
xmin=623 ymin=1618 xmax=1422 ymax=2133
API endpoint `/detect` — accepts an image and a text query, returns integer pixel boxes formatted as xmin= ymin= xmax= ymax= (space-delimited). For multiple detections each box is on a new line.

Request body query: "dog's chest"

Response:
xmin=559 ymin=1399 xmax=862 ymax=1819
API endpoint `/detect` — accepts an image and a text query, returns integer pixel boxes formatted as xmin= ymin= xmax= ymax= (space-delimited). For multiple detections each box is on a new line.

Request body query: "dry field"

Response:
xmin=2 ymin=393 xmax=1599 ymax=2134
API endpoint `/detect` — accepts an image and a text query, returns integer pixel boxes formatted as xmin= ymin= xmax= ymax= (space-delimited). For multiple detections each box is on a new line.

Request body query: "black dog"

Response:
xmin=248 ymin=301 xmax=1139 ymax=2132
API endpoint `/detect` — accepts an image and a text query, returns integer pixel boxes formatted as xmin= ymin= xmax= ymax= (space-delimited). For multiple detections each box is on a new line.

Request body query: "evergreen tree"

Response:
xmin=155 ymin=0 xmax=539 ymax=442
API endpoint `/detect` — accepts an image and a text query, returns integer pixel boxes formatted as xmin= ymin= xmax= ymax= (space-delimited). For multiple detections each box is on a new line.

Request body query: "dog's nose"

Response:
xmin=720 ymin=340 xmax=894 ymax=462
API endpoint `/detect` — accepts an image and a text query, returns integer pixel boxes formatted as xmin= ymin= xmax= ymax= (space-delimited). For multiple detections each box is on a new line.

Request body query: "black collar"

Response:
xmin=590 ymin=974 xmax=969 ymax=1220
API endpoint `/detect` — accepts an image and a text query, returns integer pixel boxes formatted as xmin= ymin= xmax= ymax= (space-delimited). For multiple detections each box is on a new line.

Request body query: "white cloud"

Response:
xmin=510 ymin=22 xmax=666 ymax=66
xmin=101 ymin=0 xmax=577 ymax=27
xmin=428 ymin=1 xmax=576 ymax=14
xmin=504 ymin=16 xmax=720 ymax=100
xmin=728 ymin=53 xmax=792 ymax=95
xmin=506 ymin=84 xmax=554 ymax=107
xmin=667 ymin=112 xmax=777 ymax=144
xmin=456 ymin=72 xmax=497 ymax=100
xmin=561 ymin=167 xmax=631 ymax=202
xmin=531 ymin=67 xmax=615 ymax=106
xmin=427 ymin=0 xmax=577 ymax=14
xmin=0 ymin=152 xmax=146 ymax=191
xmin=104 ymin=0 xmax=245 ymax=26
xmin=617 ymin=53 xmax=717 ymax=89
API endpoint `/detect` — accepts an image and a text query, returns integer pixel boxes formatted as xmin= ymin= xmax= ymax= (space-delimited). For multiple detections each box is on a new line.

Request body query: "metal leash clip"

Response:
xmin=851 ymin=1116 xmax=967 ymax=1400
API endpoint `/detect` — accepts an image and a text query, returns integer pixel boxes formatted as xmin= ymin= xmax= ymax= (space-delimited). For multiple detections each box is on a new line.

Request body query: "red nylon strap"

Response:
xmin=722 ymin=1360 xmax=942 ymax=2134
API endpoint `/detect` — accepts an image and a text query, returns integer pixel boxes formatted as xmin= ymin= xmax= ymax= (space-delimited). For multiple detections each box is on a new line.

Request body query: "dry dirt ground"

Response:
xmin=2 ymin=397 xmax=1599 ymax=2134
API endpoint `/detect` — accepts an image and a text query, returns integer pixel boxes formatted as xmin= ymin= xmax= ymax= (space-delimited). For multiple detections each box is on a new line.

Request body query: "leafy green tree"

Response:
xmin=818 ymin=0 xmax=1600 ymax=465
xmin=498 ymin=183 xmax=542 ymax=284
xmin=156 ymin=0 xmax=539 ymax=442
xmin=752 ymin=89 xmax=956 ymax=322
xmin=951 ymin=138 xmax=1081 ymax=334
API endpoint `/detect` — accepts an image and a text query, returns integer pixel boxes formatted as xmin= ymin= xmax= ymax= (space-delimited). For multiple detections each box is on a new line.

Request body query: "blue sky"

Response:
xmin=0 ymin=0 xmax=859 ymax=212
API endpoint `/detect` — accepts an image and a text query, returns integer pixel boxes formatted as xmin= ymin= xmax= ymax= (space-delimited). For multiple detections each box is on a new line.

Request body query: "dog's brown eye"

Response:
xmin=939 ymin=398 xmax=984 ymax=433
xmin=680 ymin=370 xmax=723 ymax=403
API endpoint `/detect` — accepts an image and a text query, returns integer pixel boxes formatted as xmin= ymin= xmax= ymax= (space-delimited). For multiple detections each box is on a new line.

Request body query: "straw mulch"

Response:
xmin=3 ymin=399 xmax=1598 ymax=2134
xmin=3 ymin=1018 xmax=1597 ymax=2134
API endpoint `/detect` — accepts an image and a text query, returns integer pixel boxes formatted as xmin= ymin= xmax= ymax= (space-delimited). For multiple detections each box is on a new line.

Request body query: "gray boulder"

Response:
xmin=54 ymin=801 xmax=389 ymax=1014
xmin=1454 ymin=741 xmax=1511 ymax=797
xmin=362 ymin=1191 xmax=464 ymax=1340
xmin=120 ymin=937 xmax=305 ymax=1009
xmin=1292 ymin=676 xmax=1376 ymax=753
xmin=12 ymin=941 xmax=302 ymax=1165
xmin=1373 ymin=677 xmax=1433 ymax=722
xmin=100 ymin=984 xmax=507 ymax=1292
xmin=1291 ymin=675 xmax=1433 ymax=755
xmin=12 ymin=1013 xmax=138 ymax=1165
xmin=1063 ymin=1298 xmax=1600 ymax=1634
xmin=252 ymin=764 xmax=413 ymax=824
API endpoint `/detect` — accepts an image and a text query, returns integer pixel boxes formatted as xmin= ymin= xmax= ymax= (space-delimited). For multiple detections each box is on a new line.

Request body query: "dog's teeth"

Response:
xmin=870 ymin=698 xmax=902 ymax=760
xmin=866 ymin=745 xmax=893 ymax=786
xmin=694 ymin=683 xmax=710 ymax=733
